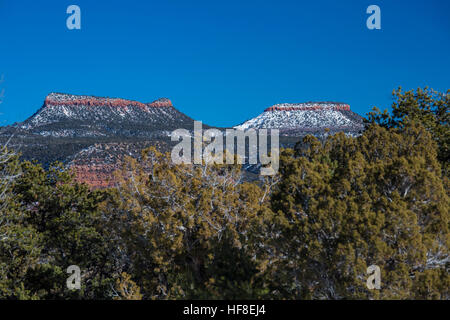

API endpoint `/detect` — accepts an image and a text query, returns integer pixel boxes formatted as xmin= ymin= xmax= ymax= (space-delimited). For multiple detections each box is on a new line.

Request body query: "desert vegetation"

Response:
xmin=0 ymin=88 xmax=448 ymax=299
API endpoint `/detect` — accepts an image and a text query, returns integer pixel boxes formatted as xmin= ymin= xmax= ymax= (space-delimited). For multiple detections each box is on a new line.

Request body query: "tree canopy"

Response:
xmin=0 ymin=87 xmax=448 ymax=299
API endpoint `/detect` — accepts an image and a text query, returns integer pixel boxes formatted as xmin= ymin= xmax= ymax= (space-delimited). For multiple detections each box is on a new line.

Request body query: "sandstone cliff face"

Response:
xmin=71 ymin=164 xmax=118 ymax=188
xmin=264 ymin=102 xmax=350 ymax=112
xmin=44 ymin=93 xmax=173 ymax=109
xmin=66 ymin=141 xmax=169 ymax=189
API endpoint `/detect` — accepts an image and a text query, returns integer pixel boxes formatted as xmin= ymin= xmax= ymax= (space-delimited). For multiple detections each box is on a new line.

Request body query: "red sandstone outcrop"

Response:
xmin=71 ymin=164 xmax=118 ymax=188
xmin=44 ymin=93 xmax=173 ymax=109
xmin=67 ymin=141 xmax=168 ymax=189
xmin=264 ymin=103 xmax=350 ymax=112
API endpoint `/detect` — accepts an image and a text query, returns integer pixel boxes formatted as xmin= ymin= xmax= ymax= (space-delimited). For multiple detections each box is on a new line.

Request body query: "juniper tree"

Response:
xmin=0 ymin=160 xmax=121 ymax=299
xmin=107 ymin=148 xmax=274 ymax=299
xmin=268 ymin=122 xmax=449 ymax=299
xmin=367 ymin=87 xmax=449 ymax=175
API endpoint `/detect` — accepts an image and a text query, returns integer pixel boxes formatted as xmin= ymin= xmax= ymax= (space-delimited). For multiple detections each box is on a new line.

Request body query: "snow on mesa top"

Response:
xmin=235 ymin=102 xmax=364 ymax=131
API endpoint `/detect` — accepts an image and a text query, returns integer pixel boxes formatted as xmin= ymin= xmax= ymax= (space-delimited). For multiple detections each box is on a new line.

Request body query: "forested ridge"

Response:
xmin=0 ymin=88 xmax=448 ymax=299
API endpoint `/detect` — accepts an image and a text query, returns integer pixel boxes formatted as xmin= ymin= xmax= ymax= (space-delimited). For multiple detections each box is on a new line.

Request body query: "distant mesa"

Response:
xmin=44 ymin=92 xmax=173 ymax=109
xmin=18 ymin=92 xmax=194 ymax=136
xmin=236 ymin=101 xmax=363 ymax=132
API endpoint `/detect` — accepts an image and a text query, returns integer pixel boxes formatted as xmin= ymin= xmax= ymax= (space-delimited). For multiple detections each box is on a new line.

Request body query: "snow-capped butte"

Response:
xmin=235 ymin=102 xmax=364 ymax=135
xmin=24 ymin=93 xmax=175 ymax=128
xmin=18 ymin=92 xmax=195 ymax=138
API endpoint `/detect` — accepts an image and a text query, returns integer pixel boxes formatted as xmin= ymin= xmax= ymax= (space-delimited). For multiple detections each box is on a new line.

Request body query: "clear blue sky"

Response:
xmin=0 ymin=0 xmax=449 ymax=127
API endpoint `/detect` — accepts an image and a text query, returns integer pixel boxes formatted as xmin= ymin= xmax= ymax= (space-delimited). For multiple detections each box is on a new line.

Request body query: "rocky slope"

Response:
xmin=2 ymin=92 xmax=199 ymax=188
xmin=1 ymin=95 xmax=366 ymax=188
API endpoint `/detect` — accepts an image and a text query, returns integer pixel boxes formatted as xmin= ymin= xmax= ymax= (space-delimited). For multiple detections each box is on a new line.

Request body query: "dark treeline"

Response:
xmin=0 ymin=88 xmax=448 ymax=299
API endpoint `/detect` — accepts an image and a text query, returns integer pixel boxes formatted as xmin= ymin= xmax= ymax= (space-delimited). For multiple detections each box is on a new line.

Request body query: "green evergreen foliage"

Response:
xmin=104 ymin=148 xmax=273 ymax=299
xmin=0 ymin=88 xmax=448 ymax=300
xmin=367 ymin=87 xmax=449 ymax=174
xmin=0 ymin=159 xmax=120 ymax=299
xmin=269 ymin=122 xmax=448 ymax=299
